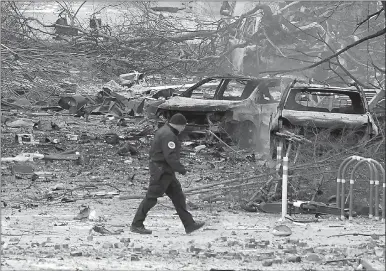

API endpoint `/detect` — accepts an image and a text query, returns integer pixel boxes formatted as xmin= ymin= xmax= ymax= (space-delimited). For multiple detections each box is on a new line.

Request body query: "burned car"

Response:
xmin=156 ymin=75 xmax=281 ymax=153
xmin=270 ymin=80 xmax=379 ymax=145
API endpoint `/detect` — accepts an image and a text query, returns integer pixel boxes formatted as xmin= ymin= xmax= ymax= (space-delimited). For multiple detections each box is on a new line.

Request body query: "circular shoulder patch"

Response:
xmin=168 ymin=141 xmax=176 ymax=149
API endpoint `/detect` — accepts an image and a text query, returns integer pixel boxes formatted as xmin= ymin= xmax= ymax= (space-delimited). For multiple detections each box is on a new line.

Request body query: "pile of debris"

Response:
xmin=55 ymin=79 xmax=182 ymax=120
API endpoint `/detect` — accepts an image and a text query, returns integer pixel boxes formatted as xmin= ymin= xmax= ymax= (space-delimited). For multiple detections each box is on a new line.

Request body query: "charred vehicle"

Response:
xmin=270 ymin=80 xmax=379 ymax=146
xmin=156 ymin=76 xmax=281 ymax=153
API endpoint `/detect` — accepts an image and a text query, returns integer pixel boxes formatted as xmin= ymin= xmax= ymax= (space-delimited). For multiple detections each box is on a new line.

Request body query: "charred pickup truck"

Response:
xmin=156 ymin=75 xmax=281 ymax=152
xmin=270 ymin=80 xmax=379 ymax=145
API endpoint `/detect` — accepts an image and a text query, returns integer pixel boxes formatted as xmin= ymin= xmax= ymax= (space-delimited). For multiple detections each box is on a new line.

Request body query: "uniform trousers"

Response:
xmin=132 ymin=172 xmax=194 ymax=228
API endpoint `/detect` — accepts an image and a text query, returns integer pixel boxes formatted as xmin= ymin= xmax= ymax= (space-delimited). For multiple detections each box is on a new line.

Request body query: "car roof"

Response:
xmin=292 ymin=82 xmax=360 ymax=93
xmin=207 ymin=75 xmax=254 ymax=80
xmin=206 ymin=75 xmax=281 ymax=81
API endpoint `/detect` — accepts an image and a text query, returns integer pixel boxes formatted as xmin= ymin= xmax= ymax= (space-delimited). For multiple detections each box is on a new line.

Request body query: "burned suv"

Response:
xmin=156 ymin=75 xmax=281 ymax=152
xmin=270 ymin=80 xmax=379 ymax=143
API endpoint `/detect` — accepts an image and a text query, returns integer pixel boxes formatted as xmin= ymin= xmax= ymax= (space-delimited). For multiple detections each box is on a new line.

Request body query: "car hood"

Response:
xmin=282 ymin=109 xmax=369 ymax=128
xmin=157 ymin=97 xmax=244 ymax=112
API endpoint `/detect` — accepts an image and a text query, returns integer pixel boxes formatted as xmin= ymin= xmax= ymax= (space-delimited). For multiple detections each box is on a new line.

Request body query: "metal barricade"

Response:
xmin=336 ymin=156 xmax=385 ymax=222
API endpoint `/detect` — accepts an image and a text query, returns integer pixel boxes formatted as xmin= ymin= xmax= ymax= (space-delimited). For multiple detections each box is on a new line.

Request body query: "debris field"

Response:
xmin=1 ymin=110 xmax=385 ymax=270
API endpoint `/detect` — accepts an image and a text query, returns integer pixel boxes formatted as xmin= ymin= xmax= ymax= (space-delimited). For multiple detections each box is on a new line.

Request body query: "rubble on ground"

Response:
xmin=1 ymin=76 xmax=385 ymax=270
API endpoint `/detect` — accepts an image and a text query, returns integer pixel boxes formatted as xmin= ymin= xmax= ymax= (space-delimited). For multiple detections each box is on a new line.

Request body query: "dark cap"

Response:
xmin=169 ymin=113 xmax=187 ymax=126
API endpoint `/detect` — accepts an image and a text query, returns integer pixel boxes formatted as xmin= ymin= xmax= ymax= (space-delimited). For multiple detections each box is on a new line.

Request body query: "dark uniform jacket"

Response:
xmin=149 ymin=124 xmax=186 ymax=184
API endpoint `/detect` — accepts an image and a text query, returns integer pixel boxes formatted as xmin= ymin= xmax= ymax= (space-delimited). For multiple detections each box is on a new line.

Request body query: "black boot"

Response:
xmin=130 ymin=225 xmax=152 ymax=234
xmin=131 ymin=196 xmax=157 ymax=234
xmin=185 ymin=221 xmax=205 ymax=234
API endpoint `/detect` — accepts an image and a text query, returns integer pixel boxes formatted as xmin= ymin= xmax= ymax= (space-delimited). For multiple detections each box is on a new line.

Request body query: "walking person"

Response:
xmin=131 ymin=113 xmax=205 ymax=234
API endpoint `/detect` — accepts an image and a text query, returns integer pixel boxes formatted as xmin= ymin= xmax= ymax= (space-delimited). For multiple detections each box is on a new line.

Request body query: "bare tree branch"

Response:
xmin=353 ymin=6 xmax=384 ymax=34
xmin=260 ymin=27 xmax=386 ymax=74
xmin=331 ymin=60 xmax=370 ymax=88
xmin=277 ymin=1 xmax=300 ymax=14
xmin=73 ymin=1 xmax=87 ymax=20
xmin=328 ymin=61 xmax=349 ymax=85
xmin=371 ymin=61 xmax=386 ymax=73
xmin=263 ymin=28 xmax=287 ymax=57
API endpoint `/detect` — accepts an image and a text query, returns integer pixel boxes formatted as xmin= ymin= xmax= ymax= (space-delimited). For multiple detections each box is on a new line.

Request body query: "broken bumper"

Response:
xmin=281 ymin=109 xmax=370 ymax=129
